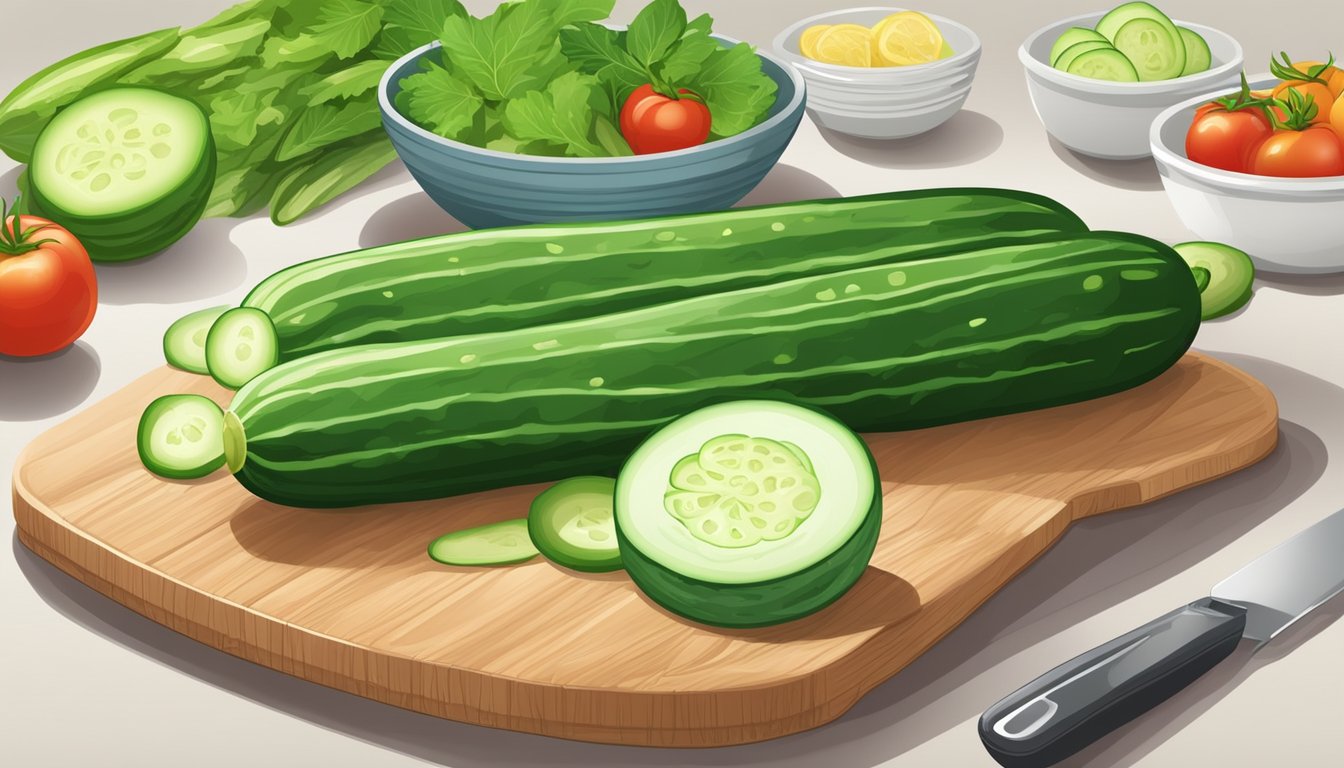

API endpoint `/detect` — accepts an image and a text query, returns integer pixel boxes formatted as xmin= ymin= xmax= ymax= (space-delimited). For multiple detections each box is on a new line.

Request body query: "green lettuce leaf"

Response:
xmin=277 ymin=101 xmax=383 ymax=160
xmin=299 ymin=60 xmax=389 ymax=106
xmin=682 ymin=42 xmax=777 ymax=137
xmin=440 ymin=1 xmax=561 ymax=101
xmin=399 ymin=60 xmax=483 ymax=140
xmin=500 ymin=70 xmax=604 ymax=156
xmin=625 ymin=0 xmax=684 ymax=67
xmin=560 ymin=22 xmax=647 ymax=95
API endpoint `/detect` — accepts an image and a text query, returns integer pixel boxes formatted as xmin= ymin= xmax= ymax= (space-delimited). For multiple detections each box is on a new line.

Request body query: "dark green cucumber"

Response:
xmin=223 ymin=232 xmax=1200 ymax=508
xmin=232 ymin=189 xmax=1086 ymax=367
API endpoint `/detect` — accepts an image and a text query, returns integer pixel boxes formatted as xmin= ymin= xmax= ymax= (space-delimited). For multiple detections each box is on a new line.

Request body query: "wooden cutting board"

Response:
xmin=12 ymin=352 xmax=1278 ymax=747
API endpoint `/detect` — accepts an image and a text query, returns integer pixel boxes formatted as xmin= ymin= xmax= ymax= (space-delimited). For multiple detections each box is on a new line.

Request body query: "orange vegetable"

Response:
xmin=1332 ymin=95 xmax=1344 ymax=139
xmin=1269 ymin=54 xmax=1338 ymax=124
xmin=1271 ymin=82 xmax=1335 ymax=124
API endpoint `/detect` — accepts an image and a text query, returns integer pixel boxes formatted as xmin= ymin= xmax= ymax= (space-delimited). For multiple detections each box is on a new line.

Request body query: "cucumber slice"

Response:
xmin=137 ymin=394 xmax=226 ymax=479
xmin=28 ymin=87 xmax=215 ymax=262
xmin=1174 ymin=242 xmax=1254 ymax=320
xmin=615 ymin=400 xmax=881 ymax=628
xmin=428 ymin=519 xmax=539 ymax=566
xmin=1050 ymin=27 xmax=1109 ymax=66
xmin=528 ymin=476 xmax=622 ymax=572
xmin=1054 ymin=40 xmax=1117 ymax=72
xmin=1066 ymin=48 xmax=1140 ymax=82
xmin=1177 ymin=27 xmax=1211 ymax=76
xmin=1111 ymin=17 xmax=1185 ymax=81
xmin=1095 ymin=1 xmax=1181 ymax=44
xmin=206 ymin=307 xmax=279 ymax=389
xmin=163 ymin=305 xmax=229 ymax=374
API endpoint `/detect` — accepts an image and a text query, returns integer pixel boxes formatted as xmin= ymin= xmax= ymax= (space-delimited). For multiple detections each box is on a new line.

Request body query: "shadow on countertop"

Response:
xmin=817 ymin=111 xmax=1003 ymax=169
xmin=1047 ymin=138 xmax=1163 ymax=191
xmin=93 ymin=216 xmax=251 ymax=305
xmin=1255 ymin=270 xmax=1344 ymax=296
xmin=0 ymin=342 xmax=101 ymax=421
xmin=12 ymin=354 xmax=1338 ymax=768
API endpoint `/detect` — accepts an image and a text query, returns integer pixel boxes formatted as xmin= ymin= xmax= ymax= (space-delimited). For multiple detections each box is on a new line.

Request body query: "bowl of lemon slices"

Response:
xmin=773 ymin=7 xmax=981 ymax=139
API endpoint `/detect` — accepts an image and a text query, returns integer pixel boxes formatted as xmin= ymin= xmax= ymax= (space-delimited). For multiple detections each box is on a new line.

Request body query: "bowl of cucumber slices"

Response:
xmin=1020 ymin=3 xmax=1242 ymax=160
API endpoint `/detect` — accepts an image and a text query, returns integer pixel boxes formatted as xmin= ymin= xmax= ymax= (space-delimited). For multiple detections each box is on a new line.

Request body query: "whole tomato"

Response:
xmin=620 ymin=84 xmax=712 ymax=155
xmin=0 ymin=201 xmax=97 ymax=357
xmin=1249 ymin=125 xmax=1344 ymax=177
xmin=1187 ymin=101 xmax=1274 ymax=173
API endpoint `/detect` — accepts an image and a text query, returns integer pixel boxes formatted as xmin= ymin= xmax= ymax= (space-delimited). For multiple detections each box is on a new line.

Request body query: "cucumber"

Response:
xmin=0 ymin=28 xmax=181 ymax=163
xmin=1066 ymin=49 xmax=1140 ymax=82
xmin=1053 ymin=40 xmax=1117 ymax=73
xmin=1110 ymin=17 xmax=1185 ymax=81
xmin=428 ymin=519 xmax=538 ymax=567
xmin=1174 ymin=242 xmax=1253 ymax=320
xmin=222 ymin=232 xmax=1201 ymax=508
xmin=1095 ymin=2 xmax=1181 ymax=46
xmin=528 ymin=477 xmax=622 ymax=572
xmin=206 ymin=308 xmax=279 ymax=389
xmin=1177 ymin=27 xmax=1211 ymax=76
xmin=137 ymin=394 xmax=226 ymax=479
xmin=27 ymin=87 xmax=216 ymax=262
xmin=616 ymin=401 xmax=881 ymax=627
xmin=163 ymin=305 xmax=229 ymax=374
xmin=1050 ymin=28 xmax=1108 ymax=67
xmin=226 ymin=190 xmax=1087 ymax=373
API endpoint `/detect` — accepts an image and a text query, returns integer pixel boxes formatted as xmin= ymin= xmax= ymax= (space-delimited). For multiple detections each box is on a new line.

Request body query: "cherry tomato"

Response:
xmin=1186 ymin=102 xmax=1274 ymax=173
xmin=620 ymin=84 xmax=712 ymax=155
xmin=0 ymin=206 xmax=97 ymax=357
xmin=1249 ymin=125 xmax=1344 ymax=177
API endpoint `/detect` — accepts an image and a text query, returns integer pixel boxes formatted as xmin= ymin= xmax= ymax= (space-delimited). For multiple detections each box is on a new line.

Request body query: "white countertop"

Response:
xmin=3 ymin=1 xmax=1343 ymax=766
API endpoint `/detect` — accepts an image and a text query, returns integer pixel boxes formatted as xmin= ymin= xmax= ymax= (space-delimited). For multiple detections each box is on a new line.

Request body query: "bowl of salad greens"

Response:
xmin=379 ymin=0 xmax=803 ymax=229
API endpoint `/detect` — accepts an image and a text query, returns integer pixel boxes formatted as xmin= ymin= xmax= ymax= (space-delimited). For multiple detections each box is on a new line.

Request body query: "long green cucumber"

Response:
xmin=230 ymin=189 xmax=1086 ymax=367
xmin=223 ymin=232 xmax=1200 ymax=508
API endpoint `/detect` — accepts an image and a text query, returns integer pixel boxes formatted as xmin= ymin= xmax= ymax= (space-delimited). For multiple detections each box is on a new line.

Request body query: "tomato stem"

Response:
xmin=1269 ymin=51 xmax=1333 ymax=86
xmin=0 ymin=196 xmax=57 ymax=256
xmin=1272 ymin=86 xmax=1320 ymax=131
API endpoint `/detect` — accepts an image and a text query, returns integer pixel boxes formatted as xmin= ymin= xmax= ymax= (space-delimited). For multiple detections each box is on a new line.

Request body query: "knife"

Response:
xmin=978 ymin=507 xmax=1344 ymax=768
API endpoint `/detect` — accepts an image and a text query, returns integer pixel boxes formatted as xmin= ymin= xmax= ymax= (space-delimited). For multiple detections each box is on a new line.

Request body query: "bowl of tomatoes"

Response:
xmin=1150 ymin=60 xmax=1344 ymax=274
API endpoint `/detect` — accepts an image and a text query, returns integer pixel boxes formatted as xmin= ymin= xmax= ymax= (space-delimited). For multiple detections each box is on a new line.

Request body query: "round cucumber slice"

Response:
xmin=1095 ymin=2 xmax=1181 ymax=45
xmin=1177 ymin=27 xmax=1211 ymax=76
xmin=1066 ymin=48 xmax=1140 ymax=82
xmin=137 ymin=394 xmax=226 ymax=479
xmin=1054 ymin=40 xmax=1117 ymax=72
xmin=615 ymin=400 xmax=881 ymax=628
xmin=1050 ymin=27 xmax=1108 ymax=67
xmin=206 ymin=308 xmax=279 ymax=389
xmin=528 ymin=476 xmax=622 ymax=572
xmin=1111 ymin=17 xmax=1185 ymax=81
xmin=163 ymin=305 xmax=229 ymax=374
xmin=28 ymin=87 xmax=215 ymax=262
xmin=429 ymin=519 xmax=538 ymax=567
xmin=1174 ymin=242 xmax=1254 ymax=320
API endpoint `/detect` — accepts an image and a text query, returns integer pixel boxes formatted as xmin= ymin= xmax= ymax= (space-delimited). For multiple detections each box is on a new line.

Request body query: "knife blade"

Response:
xmin=978 ymin=507 xmax=1344 ymax=768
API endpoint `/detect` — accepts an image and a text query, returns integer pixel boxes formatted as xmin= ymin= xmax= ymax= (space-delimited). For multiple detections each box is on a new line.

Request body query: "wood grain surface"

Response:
xmin=11 ymin=352 xmax=1278 ymax=747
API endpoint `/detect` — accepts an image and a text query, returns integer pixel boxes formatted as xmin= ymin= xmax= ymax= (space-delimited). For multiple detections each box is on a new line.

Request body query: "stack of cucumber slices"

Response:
xmin=425 ymin=401 xmax=883 ymax=628
xmin=1050 ymin=2 xmax=1211 ymax=82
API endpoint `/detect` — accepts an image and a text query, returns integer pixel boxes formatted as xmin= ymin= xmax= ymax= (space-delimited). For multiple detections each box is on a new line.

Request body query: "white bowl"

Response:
xmin=1020 ymin=12 xmax=1242 ymax=160
xmin=773 ymin=7 xmax=981 ymax=140
xmin=1151 ymin=76 xmax=1344 ymax=275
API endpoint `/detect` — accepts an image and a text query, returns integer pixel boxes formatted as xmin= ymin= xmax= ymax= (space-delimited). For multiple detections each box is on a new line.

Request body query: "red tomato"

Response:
xmin=620 ymin=84 xmax=712 ymax=155
xmin=1186 ymin=103 xmax=1274 ymax=173
xmin=1249 ymin=125 xmax=1344 ymax=177
xmin=0 ymin=209 xmax=97 ymax=357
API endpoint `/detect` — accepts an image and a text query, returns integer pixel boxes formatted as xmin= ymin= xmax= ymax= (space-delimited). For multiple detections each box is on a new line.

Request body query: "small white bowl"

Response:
xmin=773 ymin=7 xmax=981 ymax=140
xmin=1151 ymin=76 xmax=1344 ymax=275
xmin=1020 ymin=12 xmax=1242 ymax=160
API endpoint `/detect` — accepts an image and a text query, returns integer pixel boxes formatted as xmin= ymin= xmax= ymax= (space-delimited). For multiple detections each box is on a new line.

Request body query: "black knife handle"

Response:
xmin=978 ymin=597 xmax=1247 ymax=768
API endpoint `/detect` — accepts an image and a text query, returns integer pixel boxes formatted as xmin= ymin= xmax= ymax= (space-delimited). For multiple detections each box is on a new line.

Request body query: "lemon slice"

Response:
xmin=873 ymin=11 xmax=944 ymax=67
xmin=799 ymin=24 xmax=831 ymax=60
xmin=811 ymin=24 xmax=873 ymax=67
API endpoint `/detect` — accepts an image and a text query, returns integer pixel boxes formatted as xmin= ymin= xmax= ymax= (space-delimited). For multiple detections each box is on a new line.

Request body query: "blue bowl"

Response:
xmin=379 ymin=38 xmax=806 ymax=229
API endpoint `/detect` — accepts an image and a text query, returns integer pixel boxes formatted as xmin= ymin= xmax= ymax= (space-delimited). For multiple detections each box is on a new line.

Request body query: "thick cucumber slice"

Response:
xmin=1050 ymin=27 xmax=1109 ymax=66
xmin=1095 ymin=2 xmax=1181 ymax=44
xmin=1177 ymin=27 xmax=1211 ymax=76
xmin=163 ymin=305 xmax=228 ymax=374
xmin=1066 ymin=48 xmax=1141 ymax=81
xmin=429 ymin=519 xmax=539 ymax=566
xmin=1111 ymin=17 xmax=1185 ymax=81
xmin=1054 ymin=40 xmax=1117 ymax=72
xmin=206 ymin=308 xmax=279 ymax=389
xmin=28 ymin=87 xmax=215 ymax=262
xmin=528 ymin=476 xmax=622 ymax=572
xmin=615 ymin=400 xmax=881 ymax=628
xmin=1174 ymin=242 xmax=1254 ymax=320
xmin=137 ymin=394 xmax=226 ymax=479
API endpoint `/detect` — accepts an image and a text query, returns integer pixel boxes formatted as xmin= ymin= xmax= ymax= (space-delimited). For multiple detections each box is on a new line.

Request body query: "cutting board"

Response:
xmin=12 ymin=352 xmax=1278 ymax=747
